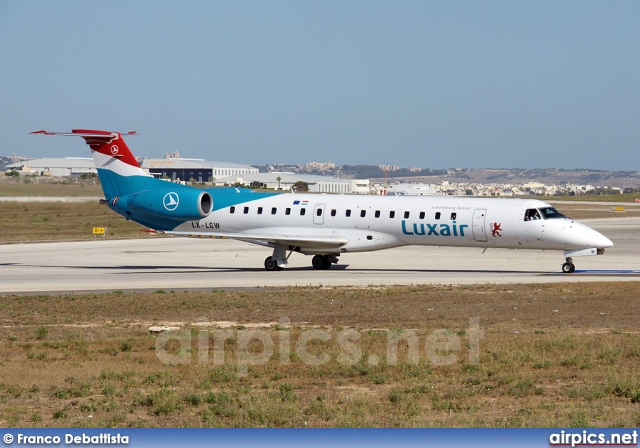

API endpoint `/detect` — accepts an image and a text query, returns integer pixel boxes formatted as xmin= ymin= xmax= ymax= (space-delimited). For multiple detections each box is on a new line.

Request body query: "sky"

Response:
xmin=1 ymin=1 xmax=639 ymax=170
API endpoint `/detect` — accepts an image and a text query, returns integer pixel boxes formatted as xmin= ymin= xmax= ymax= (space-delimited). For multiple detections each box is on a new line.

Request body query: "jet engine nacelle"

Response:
xmin=117 ymin=189 xmax=213 ymax=221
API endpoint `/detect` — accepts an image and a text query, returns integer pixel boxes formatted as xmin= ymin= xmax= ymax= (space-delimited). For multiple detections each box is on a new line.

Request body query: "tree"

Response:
xmin=276 ymin=176 xmax=282 ymax=190
xmin=294 ymin=181 xmax=309 ymax=192
xmin=5 ymin=170 xmax=19 ymax=177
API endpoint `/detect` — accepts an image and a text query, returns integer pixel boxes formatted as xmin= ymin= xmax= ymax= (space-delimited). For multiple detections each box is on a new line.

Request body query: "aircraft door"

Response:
xmin=472 ymin=209 xmax=488 ymax=242
xmin=313 ymin=203 xmax=325 ymax=225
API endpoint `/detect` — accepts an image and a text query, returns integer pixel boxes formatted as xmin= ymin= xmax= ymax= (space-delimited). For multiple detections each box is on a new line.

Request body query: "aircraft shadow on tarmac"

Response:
xmin=4 ymin=262 xmax=549 ymax=275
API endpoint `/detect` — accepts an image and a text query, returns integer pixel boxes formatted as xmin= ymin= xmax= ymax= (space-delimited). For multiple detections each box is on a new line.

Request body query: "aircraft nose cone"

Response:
xmin=595 ymin=232 xmax=613 ymax=248
xmin=565 ymin=222 xmax=613 ymax=249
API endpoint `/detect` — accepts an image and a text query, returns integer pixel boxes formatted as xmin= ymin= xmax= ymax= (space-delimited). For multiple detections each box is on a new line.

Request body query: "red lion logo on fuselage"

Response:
xmin=490 ymin=222 xmax=502 ymax=237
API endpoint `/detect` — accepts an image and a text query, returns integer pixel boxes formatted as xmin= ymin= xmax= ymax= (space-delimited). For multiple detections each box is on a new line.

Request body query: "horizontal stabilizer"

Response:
xmin=30 ymin=130 xmax=137 ymax=137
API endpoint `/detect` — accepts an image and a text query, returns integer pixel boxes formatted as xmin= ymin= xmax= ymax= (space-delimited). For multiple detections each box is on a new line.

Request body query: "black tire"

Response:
xmin=312 ymin=255 xmax=325 ymax=270
xmin=562 ymin=262 xmax=573 ymax=274
xmin=264 ymin=257 xmax=278 ymax=271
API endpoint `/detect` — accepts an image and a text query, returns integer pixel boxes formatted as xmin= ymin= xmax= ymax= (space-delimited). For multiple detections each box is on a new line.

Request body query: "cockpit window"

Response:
xmin=524 ymin=208 xmax=541 ymax=221
xmin=539 ymin=207 xmax=565 ymax=219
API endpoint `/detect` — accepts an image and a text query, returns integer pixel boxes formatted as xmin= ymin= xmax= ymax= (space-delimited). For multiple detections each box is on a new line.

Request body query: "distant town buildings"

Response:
xmin=3 ymin=152 xmax=637 ymax=196
xmin=379 ymin=164 xmax=400 ymax=172
xmin=370 ymin=180 xmax=618 ymax=197
xmin=305 ymin=159 xmax=335 ymax=172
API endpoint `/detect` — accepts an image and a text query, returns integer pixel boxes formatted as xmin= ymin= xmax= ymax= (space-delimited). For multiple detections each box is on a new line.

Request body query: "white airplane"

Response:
xmin=32 ymin=129 xmax=613 ymax=273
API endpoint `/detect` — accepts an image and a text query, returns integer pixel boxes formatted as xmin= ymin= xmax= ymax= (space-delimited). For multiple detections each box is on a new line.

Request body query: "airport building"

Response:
xmin=214 ymin=172 xmax=370 ymax=194
xmin=387 ymin=183 xmax=438 ymax=196
xmin=5 ymin=156 xmax=369 ymax=194
xmin=6 ymin=157 xmax=97 ymax=177
xmin=140 ymin=158 xmax=258 ymax=183
xmin=6 ymin=156 xmax=259 ymax=182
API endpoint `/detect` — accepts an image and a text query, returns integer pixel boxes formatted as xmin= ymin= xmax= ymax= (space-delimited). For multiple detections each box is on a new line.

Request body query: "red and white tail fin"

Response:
xmin=31 ymin=129 xmax=156 ymax=199
xmin=30 ymin=129 xmax=146 ymax=176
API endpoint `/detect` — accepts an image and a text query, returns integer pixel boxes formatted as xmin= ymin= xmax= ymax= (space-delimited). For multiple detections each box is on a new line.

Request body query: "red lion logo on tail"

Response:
xmin=490 ymin=222 xmax=502 ymax=237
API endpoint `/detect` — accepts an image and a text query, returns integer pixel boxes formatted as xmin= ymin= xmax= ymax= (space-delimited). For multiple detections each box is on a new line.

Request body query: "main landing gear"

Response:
xmin=264 ymin=256 xmax=284 ymax=271
xmin=264 ymin=244 xmax=289 ymax=271
xmin=311 ymin=254 xmax=339 ymax=270
xmin=262 ymin=243 xmax=341 ymax=271
xmin=562 ymin=257 xmax=576 ymax=274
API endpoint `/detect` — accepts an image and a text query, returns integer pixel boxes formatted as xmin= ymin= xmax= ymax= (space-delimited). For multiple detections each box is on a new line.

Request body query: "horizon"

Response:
xmin=3 ymin=151 xmax=639 ymax=175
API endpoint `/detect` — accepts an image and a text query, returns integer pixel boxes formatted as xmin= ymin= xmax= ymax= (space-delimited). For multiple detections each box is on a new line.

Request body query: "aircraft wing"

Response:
xmin=162 ymin=230 xmax=348 ymax=249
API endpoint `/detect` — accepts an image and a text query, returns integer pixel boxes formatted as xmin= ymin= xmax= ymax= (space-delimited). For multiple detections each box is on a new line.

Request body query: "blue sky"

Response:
xmin=1 ymin=1 xmax=638 ymax=170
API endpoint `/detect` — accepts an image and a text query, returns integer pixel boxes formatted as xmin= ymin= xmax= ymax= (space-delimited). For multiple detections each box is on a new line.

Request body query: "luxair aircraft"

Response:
xmin=32 ymin=129 xmax=613 ymax=273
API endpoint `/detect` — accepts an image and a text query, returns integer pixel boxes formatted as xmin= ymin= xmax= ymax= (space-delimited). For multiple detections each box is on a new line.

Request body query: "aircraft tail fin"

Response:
xmin=30 ymin=129 xmax=157 ymax=199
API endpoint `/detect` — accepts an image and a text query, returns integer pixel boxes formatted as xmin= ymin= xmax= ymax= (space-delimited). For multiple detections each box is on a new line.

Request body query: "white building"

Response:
xmin=387 ymin=183 xmax=438 ymax=196
xmin=6 ymin=158 xmax=97 ymax=177
xmin=215 ymin=172 xmax=370 ymax=194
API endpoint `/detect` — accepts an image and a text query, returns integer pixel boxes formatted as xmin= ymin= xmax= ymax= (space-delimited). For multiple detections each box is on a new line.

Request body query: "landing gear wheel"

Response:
xmin=562 ymin=256 xmax=576 ymax=274
xmin=312 ymin=254 xmax=332 ymax=270
xmin=264 ymin=256 xmax=283 ymax=271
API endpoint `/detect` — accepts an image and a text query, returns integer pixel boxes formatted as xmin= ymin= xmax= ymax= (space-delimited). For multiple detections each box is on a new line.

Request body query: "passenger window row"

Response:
xmin=229 ymin=206 xmax=457 ymax=220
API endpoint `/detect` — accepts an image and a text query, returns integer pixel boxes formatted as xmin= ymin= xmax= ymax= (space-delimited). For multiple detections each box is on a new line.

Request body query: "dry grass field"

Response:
xmin=1 ymin=283 xmax=640 ymax=428
xmin=0 ymin=179 xmax=104 ymax=197
xmin=0 ymin=200 xmax=154 ymax=241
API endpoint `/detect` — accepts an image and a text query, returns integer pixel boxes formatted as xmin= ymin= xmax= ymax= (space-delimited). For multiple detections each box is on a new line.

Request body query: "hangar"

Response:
xmin=6 ymin=157 xmax=97 ymax=177
xmin=6 ymin=156 xmax=259 ymax=183
xmin=140 ymin=158 xmax=258 ymax=183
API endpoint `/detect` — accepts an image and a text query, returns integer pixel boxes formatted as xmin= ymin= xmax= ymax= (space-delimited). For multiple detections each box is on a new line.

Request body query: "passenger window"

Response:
xmin=435 ymin=212 xmax=441 ymax=220
xmin=375 ymin=210 xmax=380 ymax=218
xmin=316 ymin=208 xmax=323 ymax=216
xmin=346 ymin=209 xmax=351 ymax=217
xmin=404 ymin=211 xmax=410 ymax=219
xmin=331 ymin=209 xmax=336 ymax=217
xmin=257 ymin=207 xmax=263 ymax=215
xmin=419 ymin=211 xmax=425 ymax=219
xmin=451 ymin=213 xmax=456 ymax=220
xmin=389 ymin=211 xmax=395 ymax=218
xmin=300 ymin=208 xmax=306 ymax=216
xmin=285 ymin=208 xmax=291 ymax=215
xmin=271 ymin=207 xmax=277 ymax=215
xmin=230 ymin=206 xmax=235 ymax=214
xmin=360 ymin=210 xmax=366 ymax=218
xmin=244 ymin=206 xmax=249 ymax=214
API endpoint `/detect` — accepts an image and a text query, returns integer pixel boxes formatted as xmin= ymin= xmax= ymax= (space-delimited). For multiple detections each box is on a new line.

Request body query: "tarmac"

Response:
xmin=1 ymin=217 xmax=638 ymax=295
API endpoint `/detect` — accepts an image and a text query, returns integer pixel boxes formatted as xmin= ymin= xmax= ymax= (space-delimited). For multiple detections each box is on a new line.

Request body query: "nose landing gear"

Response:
xmin=562 ymin=257 xmax=575 ymax=273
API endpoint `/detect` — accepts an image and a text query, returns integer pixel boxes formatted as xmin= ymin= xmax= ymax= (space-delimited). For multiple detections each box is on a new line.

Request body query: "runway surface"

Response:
xmin=1 ymin=217 xmax=639 ymax=294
